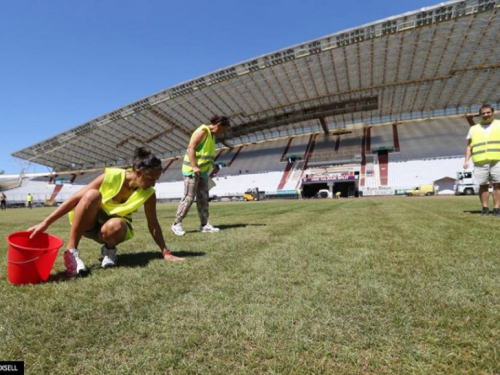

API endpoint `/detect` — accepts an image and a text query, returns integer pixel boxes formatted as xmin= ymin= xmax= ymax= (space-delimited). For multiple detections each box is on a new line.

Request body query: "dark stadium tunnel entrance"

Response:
xmin=336 ymin=181 xmax=356 ymax=198
xmin=303 ymin=181 xmax=357 ymax=198
xmin=303 ymin=182 xmax=328 ymax=198
xmin=303 ymin=183 xmax=328 ymax=198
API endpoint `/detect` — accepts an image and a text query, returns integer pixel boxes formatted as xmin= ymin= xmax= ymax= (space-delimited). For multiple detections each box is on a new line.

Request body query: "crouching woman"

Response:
xmin=27 ymin=147 xmax=184 ymax=277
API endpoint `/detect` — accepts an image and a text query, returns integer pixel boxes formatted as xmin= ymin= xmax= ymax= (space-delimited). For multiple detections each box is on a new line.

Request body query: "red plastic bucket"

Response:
xmin=6 ymin=232 xmax=64 ymax=285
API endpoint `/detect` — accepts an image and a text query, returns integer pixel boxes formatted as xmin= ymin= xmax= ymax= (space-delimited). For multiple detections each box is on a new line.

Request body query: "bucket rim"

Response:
xmin=6 ymin=231 xmax=64 ymax=252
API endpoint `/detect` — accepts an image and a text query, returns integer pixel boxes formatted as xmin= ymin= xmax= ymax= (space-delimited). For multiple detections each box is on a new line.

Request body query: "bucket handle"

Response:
xmin=7 ymin=249 xmax=53 ymax=265
xmin=8 ymin=256 xmax=41 ymax=265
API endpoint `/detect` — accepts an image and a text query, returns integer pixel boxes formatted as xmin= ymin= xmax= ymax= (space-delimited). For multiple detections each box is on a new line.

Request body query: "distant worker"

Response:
xmin=0 ymin=192 xmax=6 ymax=210
xmin=27 ymin=147 xmax=184 ymax=277
xmin=335 ymin=191 xmax=341 ymax=199
xmin=464 ymin=104 xmax=500 ymax=216
xmin=27 ymin=193 xmax=33 ymax=209
xmin=171 ymin=115 xmax=231 ymax=236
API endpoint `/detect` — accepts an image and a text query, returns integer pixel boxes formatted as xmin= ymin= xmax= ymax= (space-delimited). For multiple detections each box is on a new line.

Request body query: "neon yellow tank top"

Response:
xmin=182 ymin=124 xmax=215 ymax=176
xmin=69 ymin=168 xmax=155 ymax=223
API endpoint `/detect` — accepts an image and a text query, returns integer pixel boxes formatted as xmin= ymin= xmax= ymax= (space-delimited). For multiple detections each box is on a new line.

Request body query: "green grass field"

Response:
xmin=1 ymin=197 xmax=499 ymax=374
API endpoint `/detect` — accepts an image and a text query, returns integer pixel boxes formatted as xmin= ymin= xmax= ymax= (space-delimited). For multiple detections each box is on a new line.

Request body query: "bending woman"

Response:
xmin=28 ymin=147 xmax=184 ymax=277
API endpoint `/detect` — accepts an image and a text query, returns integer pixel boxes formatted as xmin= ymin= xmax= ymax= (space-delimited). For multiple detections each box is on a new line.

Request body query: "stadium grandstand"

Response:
xmin=3 ymin=0 xmax=500 ymax=204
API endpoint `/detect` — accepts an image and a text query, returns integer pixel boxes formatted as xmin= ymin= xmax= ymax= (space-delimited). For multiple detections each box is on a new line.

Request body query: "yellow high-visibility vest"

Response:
xmin=69 ymin=168 xmax=155 ymax=223
xmin=182 ymin=125 xmax=215 ymax=175
xmin=470 ymin=120 xmax=500 ymax=163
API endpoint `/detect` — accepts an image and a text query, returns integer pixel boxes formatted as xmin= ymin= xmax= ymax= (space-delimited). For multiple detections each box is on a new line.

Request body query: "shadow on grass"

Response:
xmin=46 ymin=268 xmax=95 ymax=283
xmin=47 ymin=271 xmax=77 ymax=283
xmin=184 ymin=223 xmax=266 ymax=234
xmin=46 ymin=250 xmax=204 ymax=282
xmin=464 ymin=210 xmax=493 ymax=215
xmin=118 ymin=250 xmax=205 ymax=267
xmin=218 ymin=223 xmax=266 ymax=229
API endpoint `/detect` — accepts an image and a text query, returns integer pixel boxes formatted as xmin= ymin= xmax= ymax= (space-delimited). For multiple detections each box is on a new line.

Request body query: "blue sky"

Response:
xmin=0 ymin=0 xmax=439 ymax=174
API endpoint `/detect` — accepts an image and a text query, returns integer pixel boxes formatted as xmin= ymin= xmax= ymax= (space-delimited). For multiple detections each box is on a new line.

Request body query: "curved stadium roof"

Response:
xmin=12 ymin=0 xmax=500 ymax=171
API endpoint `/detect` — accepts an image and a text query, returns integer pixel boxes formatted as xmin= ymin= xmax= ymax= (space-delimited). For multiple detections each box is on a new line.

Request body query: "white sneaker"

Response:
xmin=101 ymin=245 xmax=117 ymax=268
xmin=200 ymin=223 xmax=220 ymax=233
xmin=171 ymin=222 xmax=186 ymax=236
xmin=64 ymin=249 xmax=87 ymax=277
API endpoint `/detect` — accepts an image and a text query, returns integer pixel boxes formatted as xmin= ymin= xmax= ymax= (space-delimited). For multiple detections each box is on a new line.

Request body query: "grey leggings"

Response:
xmin=175 ymin=175 xmax=209 ymax=225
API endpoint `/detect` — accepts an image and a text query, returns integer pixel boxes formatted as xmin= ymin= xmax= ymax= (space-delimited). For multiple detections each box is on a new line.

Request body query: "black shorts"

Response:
xmin=83 ymin=209 xmax=134 ymax=243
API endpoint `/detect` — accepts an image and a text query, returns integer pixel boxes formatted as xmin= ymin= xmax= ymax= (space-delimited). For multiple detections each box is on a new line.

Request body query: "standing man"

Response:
xmin=171 ymin=115 xmax=231 ymax=236
xmin=464 ymin=104 xmax=500 ymax=216
xmin=27 ymin=193 xmax=33 ymax=209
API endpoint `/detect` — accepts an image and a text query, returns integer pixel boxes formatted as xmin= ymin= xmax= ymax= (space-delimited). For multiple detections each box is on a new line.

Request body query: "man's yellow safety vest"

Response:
xmin=470 ymin=120 xmax=500 ymax=163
